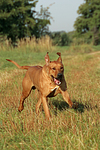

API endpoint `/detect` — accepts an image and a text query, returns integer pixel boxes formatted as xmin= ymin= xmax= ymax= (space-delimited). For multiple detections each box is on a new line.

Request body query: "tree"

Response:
xmin=31 ymin=5 xmax=51 ymax=38
xmin=74 ymin=0 xmax=100 ymax=45
xmin=51 ymin=31 xmax=71 ymax=46
xmin=0 ymin=0 xmax=51 ymax=44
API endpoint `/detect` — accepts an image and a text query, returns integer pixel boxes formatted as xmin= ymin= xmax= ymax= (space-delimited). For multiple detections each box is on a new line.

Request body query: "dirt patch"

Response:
xmin=88 ymin=51 xmax=100 ymax=55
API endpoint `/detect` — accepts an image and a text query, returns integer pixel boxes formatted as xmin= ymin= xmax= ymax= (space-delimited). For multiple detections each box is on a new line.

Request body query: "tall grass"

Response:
xmin=18 ymin=35 xmax=53 ymax=52
xmin=0 ymin=35 xmax=53 ymax=52
xmin=69 ymin=38 xmax=93 ymax=53
xmin=0 ymin=43 xmax=100 ymax=149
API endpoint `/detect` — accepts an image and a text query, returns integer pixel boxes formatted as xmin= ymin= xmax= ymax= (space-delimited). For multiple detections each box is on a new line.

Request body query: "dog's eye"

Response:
xmin=52 ymin=67 xmax=56 ymax=70
xmin=60 ymin=67 xmax=63 ymax=70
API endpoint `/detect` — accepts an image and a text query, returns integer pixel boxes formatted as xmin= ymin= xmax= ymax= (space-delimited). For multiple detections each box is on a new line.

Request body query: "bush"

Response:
xmin=51 ymin=32 xmax=71 ymax=46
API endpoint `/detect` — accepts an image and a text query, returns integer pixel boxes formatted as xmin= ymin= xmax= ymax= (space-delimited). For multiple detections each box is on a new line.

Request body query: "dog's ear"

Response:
xmin=57 ymin=52 xmax=62 ymax=63
xmin=45 ymin=52 xmax=50 ymax=65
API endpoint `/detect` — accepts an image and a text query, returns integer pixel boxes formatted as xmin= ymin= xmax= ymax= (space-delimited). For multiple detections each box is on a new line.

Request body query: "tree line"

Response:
xmin=0 ymin=0 xmax=51 ymax=45
xmin=0 ymin=0 xmax=100 ymax=46
xmin=74 ymin=0 xmax=100 ymax=45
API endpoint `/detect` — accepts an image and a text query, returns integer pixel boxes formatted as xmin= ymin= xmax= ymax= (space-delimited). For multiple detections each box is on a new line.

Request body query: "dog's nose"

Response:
xmin=57 ymin=73 xmax=63 ymax=79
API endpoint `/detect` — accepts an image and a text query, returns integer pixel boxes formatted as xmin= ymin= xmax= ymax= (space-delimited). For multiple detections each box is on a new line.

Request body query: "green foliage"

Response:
xmin=51 ymin=32 xmax=71 ymax=46
xmin=0 ymin=0 xmax=51 ymax=44
xmin=30 ymin=5 xmax=51 ymax=38
xmin=74 ymin=0 xmax=100 ymax=45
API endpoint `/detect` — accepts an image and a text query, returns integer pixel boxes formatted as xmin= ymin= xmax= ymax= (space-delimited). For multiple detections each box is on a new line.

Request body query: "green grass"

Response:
xmin=0 ymin=44 xmax=100 ymax=150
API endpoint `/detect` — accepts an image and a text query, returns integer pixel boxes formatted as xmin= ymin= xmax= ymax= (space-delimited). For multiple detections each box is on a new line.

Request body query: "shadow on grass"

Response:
xmin=51 ymin=99 xmax=97 ymax=114
xmin=51 ymin=99 xmax=84 ymax=114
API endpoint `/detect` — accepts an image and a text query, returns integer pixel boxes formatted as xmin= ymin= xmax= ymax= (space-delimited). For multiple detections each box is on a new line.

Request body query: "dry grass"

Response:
xmin=0 ymin=69 xmax=24 ymax=85
xmin=0 ymin=48 xmax=100 ymax=150
xmin=69 ymin=38 xmax=94 ymax=53
xmin=0 ymin=35 xmax=53 ymax=52
xmin=69 ymin=43 xmax=94 ymax=53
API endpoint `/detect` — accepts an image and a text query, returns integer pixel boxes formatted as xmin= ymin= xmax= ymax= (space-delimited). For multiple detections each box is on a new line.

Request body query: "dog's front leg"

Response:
xmin=61 ymin=90 xmax=73 ymax=108
xmin=41 ymin=95 xmax=51 ymax=120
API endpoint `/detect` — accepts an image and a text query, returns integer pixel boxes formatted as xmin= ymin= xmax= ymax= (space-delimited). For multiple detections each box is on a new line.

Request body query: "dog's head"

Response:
xmin=44 ymin=52 xmax=64 ymax=86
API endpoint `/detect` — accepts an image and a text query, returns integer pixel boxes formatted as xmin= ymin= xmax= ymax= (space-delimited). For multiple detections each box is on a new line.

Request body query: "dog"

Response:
xmin=6 ymin=52 xmax=76 ymax=120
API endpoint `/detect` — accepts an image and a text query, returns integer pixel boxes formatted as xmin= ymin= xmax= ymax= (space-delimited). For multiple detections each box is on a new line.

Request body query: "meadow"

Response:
xmin=0 ymin=39 xmax=100 ymax=150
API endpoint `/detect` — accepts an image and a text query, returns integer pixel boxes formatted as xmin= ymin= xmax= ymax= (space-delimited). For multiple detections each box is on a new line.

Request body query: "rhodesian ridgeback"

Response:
xmin=6 ymin=52 xmax=76 ymax=120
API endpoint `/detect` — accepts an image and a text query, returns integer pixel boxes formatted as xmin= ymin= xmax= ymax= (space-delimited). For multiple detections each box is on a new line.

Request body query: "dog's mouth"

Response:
xmin=51 ymin=75 xmax=62 ymax=86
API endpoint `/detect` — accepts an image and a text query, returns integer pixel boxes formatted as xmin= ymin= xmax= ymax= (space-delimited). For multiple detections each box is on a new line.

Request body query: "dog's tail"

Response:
xmin=6 ymin=59 xmax=30 ymax=70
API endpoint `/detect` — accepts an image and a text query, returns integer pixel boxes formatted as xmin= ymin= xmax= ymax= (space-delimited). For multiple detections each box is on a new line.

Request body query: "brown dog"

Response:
xmin=6 ymin=52 xmax=75 ymax=120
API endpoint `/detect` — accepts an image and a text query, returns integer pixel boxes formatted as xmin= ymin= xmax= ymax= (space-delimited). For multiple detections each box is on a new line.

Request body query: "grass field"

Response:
xmin=0 ymin=44 xmax=100 ymax=150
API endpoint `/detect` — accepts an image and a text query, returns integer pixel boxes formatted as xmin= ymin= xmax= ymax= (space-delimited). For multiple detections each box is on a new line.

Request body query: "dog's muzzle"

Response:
xmin=52 ymin=73 xmax=63 ymax=86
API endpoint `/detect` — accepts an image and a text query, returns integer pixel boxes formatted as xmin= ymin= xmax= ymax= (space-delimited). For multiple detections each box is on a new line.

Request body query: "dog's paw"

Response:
xmin=72 ymin=102 xmax=79 ymax=109
xmin=18 ymin=106 xmax=24 ymax=112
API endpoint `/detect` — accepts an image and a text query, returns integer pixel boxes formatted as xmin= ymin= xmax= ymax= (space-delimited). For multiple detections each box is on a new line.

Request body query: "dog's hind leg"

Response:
xmin=18 ymin=74 xmax=33 ymax=112
xmin=36 ymin=93 xmax=42 ymax=114
xmin=18 ymin=89 xmax=32 ymax=112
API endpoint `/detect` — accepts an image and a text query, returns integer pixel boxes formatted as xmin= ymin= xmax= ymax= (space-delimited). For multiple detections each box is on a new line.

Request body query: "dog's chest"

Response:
xmin=51 ymin=86 xmax=59 ymax=92
xmin=47 ymin=86 xmax=59 ymax=98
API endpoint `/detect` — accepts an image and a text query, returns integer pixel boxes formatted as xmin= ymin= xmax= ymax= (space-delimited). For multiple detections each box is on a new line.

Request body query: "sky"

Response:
xmin=36 ymin=0 xmax=85 ymax=32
